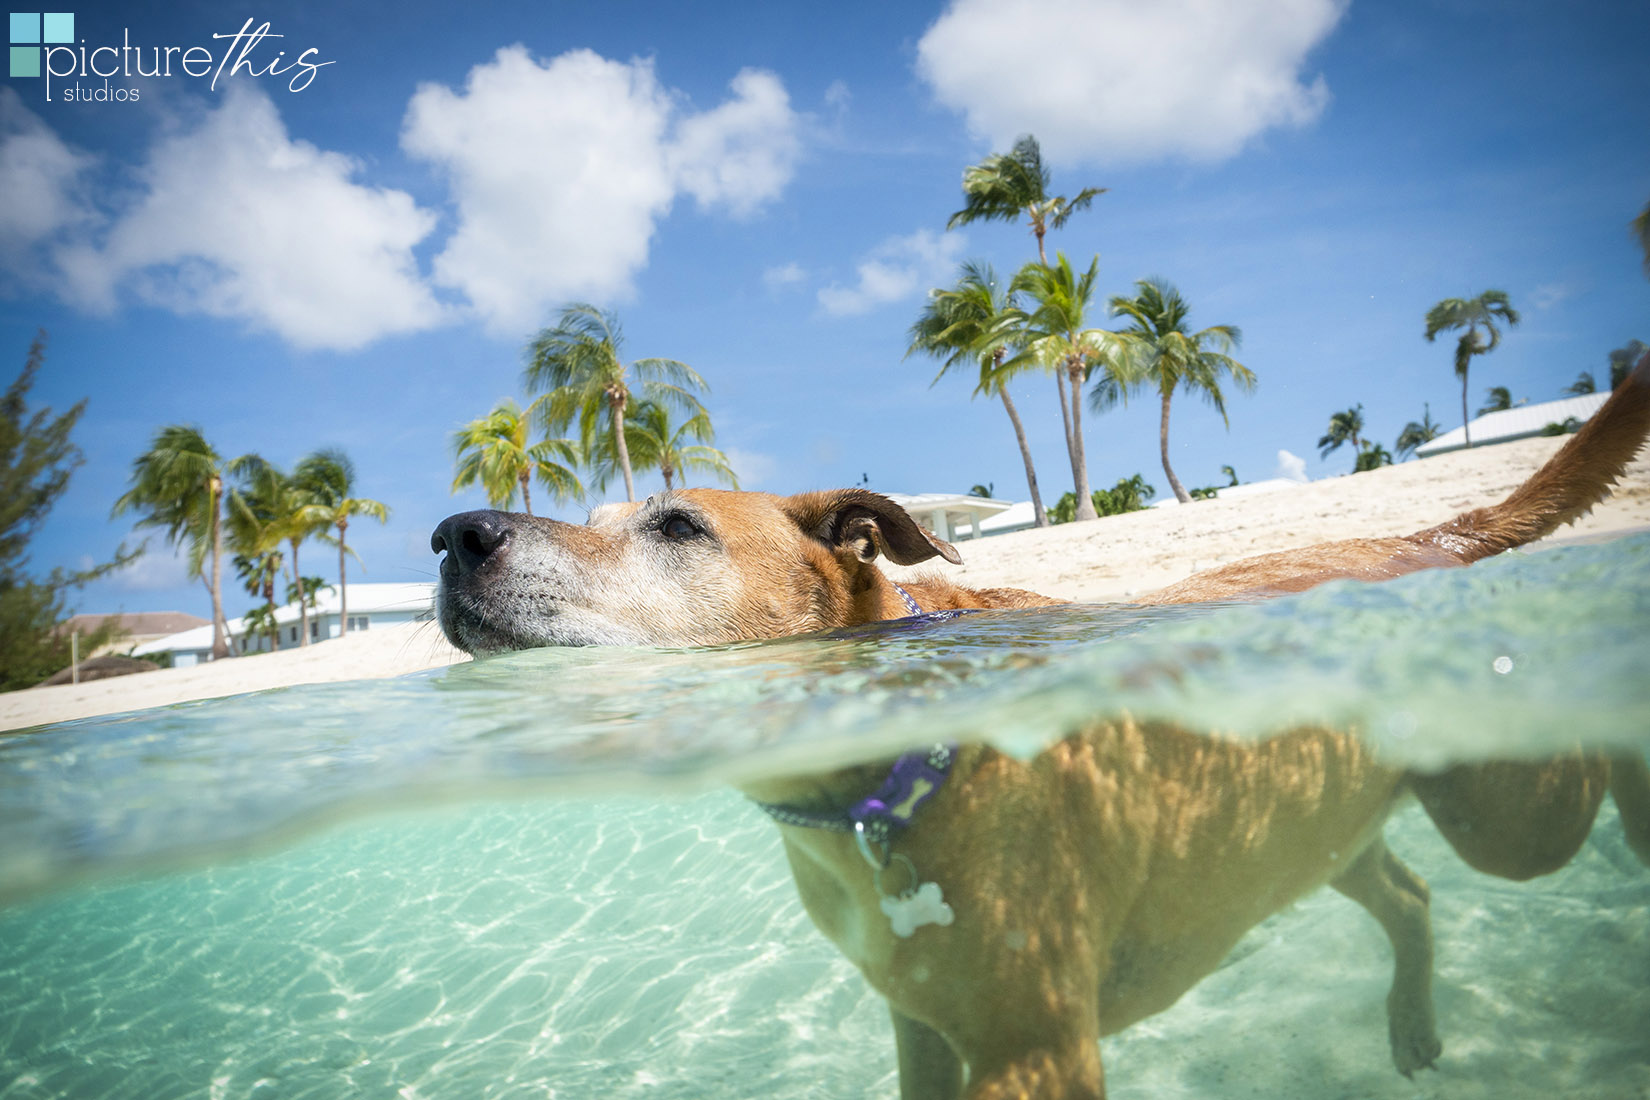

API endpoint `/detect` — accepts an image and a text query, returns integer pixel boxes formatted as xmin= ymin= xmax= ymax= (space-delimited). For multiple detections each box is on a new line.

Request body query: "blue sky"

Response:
xmin=3 ymin=0 xmax=1647 ymax=622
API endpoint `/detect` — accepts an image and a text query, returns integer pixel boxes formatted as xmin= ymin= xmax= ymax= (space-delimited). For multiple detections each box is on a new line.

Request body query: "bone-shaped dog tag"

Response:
xmin=880 ymin=880 xmax=955 ymax=938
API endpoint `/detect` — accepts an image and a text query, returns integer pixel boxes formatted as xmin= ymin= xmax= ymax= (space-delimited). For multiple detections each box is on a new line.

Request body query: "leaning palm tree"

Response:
xmin=295 ymin=448 xmax=389 ymax=639
xmin=1104 ymin=278 xmax=1256 ymax=504
xmin=1478 ymin=386 xmax=1514 ymax=416
xmin=947 ymin=136 xmax=1106 ymax=476
xmin=592 ymin=400 xmax=739 ymax=491
xmin=451 ymin=399 xmax=583 ymax=517
xmin=1395 ymin=403 xmax=1442 ymax=460
xmin=1010 ymin=254 xmax=1132 ymax=522
xmin=1564 ymin=372 xmax=1597 ymax=396
xmin=112 ymin=425 xmax=232 ymax=659
xmin=907 ymin=260 xmax=1048 ymax=527
xmin=1424 ymin=290 xmax=1520 ymax=446
xmin=525 ymin=304 xmax=708 ymax=502
xmin=1318 ymin=405 xmax=1366 ymax=465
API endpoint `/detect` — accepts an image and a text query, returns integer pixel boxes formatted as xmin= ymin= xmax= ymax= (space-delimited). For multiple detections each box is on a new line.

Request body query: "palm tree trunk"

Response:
xmin=208 ymin=478 xmax=230 ymax=659
xmin=998 ymin=387 xmax=1047 ymax=527
xmin=1054 ymin=372 xmax=1075 ymax=462
xmin=1460 ymin=362 xmax=1472 ymax=447
xmin=612 ymin=400 xmax=635 ymax=501
xmin=265 ymin=575 xmax=279 ymax=652
xmin=337 ymin=522 xmax=348 ymax=639
xmin=1067 ymin=363 xmax=1098 ymax=522
xmin=1159 ymin=387 xmax=1190 ymax=504
xmin=291 ymin=539 xmax=308 ymax=646
xmin=520 ymin=472 xmax=533 ymax=517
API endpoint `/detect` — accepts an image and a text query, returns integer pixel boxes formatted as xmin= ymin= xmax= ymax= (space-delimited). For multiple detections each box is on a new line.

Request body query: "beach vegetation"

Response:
xmin=525 ymin=304 xmax=708 ymax=503
xmin=1634 ymin=198 xmax=1650 ymax=277
xmin=1395 ymin=403 xmax=1442 ymax=460
xmin=1010 ymin=254 xmax=1135 ymax=522
xmin=2 ymin=333 xmax=134 ymax=690
xmin=225 ymin=457 xmax=297 ymax=651
xmin=1542 ymin=417 xmax=1582 ymax=436
xmin=295 ymin=449 xmax=388 ymax=639
xmin=451 ymin=399 xmax=583 ymax=517
xmin=1565 ymin=372 xmax=1596 ymax=396
xmin=1354 ymin=441 xmax=1393 ymax=472
xmin=1424 ymin=290 xmax=1520 ymax=446
xmin=114 ymin=423 xmax=234 ymax=659
xmin=946 ymin=137 xmax=1105 ymax=520
xmin=590 ymin=400 xmax=738 ymax=491
xmin=1317 ymin=404 xmax=1365 ymax=465
xmin=907 ymin=260 xmax=1048 ymax=526
xmin=1221 ymin=465 xmax=1240 ymax=486
xmin=226 ymin=455 xmax=330 ymax=648
xmin=1103 ymin=277 xmax=1255 ymax=504
xmin=1047 ymin=473 xmax=1155 ymax=523
xmin=968 ymin=483 xmax=994 ymax=498
xmin=1477 ymin=386 xmax=1514 ymax=416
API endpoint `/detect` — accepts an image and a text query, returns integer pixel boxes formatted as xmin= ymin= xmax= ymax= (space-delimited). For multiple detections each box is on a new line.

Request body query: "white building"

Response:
xmin=1415 ymin=392 xmax=1607 ymax=457
xmin=132 ymin=582 xmax=438 ymax=667
xmin=883 ymin=493 xmax=1020 ymax=541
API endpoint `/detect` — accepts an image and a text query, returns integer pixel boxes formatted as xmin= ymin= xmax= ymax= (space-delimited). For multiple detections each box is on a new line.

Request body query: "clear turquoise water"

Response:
xmin=2 ymin=534 xmax=1648 ymax=1098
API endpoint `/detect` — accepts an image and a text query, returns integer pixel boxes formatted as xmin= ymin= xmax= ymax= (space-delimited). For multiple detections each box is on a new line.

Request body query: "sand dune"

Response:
xmin=5 ymin=431 xmax=1646 ymax=733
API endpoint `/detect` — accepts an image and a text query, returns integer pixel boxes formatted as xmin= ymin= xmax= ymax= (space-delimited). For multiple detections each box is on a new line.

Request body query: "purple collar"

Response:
xmin=752 ymin=743 xmax=956 ymax=853
xmin=891 ymin=582 xmax=923 ymax=617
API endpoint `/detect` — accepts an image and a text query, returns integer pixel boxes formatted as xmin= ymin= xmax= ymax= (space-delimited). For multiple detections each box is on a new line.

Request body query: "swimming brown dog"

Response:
xmin=432 ymin=355 xmax=1650 ymax=1099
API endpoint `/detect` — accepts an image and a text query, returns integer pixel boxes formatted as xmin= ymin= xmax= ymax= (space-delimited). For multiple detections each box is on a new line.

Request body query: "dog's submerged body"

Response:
xmin=433 ymin=358 xmax=1650 ymax=1099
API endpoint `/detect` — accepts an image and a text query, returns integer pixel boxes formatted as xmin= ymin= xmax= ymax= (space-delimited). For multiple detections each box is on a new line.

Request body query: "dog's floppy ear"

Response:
xmin=781 ymin=489 xmax=963 ymax=566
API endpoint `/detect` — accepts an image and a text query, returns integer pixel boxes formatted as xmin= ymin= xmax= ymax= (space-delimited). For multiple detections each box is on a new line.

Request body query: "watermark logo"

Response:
xmin=10 ymin=11 xmax=72 ymax=78
xmin=7 ymin=12 xmax=333 ymax=101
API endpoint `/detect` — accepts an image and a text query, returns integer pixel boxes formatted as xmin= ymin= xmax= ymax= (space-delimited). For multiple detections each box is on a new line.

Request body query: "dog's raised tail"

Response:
xmin=1412 ymin=351 xmax=1650 ymax=563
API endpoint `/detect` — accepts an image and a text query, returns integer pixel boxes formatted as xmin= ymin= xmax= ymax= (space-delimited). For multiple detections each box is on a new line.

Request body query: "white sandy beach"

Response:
xmin=5 ymin=431 xmax=1647 ymax=733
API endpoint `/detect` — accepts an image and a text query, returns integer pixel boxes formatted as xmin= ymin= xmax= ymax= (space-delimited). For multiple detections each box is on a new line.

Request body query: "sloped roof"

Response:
xmin=1416 ymin=392 xmax=1608 ymax=457
xmin=132 ymin=583 xmax=437 ymax=655
xmin=61 ymin=611 xmax=208 ymax=637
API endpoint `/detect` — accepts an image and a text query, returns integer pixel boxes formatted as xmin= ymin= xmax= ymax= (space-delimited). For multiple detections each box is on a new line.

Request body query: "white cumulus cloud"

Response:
xmin=1275 ymin=448 xmax=1309 ymax=482
xmin=916 ymin=0 xmax=1347 ymax=165
xmin=55 ymin=83 xmax=444 ymax=350
xmin=817 ymin=229 xmax=965 ymax=317
xmin=0 ymin=88 xmax=98 ymax=288
xmin=403 ymin=47 xmax=801 ymax=335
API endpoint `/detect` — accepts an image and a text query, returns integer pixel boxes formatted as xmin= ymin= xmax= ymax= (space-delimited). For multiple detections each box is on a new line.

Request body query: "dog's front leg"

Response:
xmin=891 ymin=1006 xmax=963 ymax=1100
xmin=958 ymin=1037 xmax=1104 ymax=1100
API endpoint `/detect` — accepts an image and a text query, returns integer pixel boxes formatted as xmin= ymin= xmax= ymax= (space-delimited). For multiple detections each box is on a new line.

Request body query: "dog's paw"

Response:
xmin=1389 ymin=1011 xmax=1442 ymax=1078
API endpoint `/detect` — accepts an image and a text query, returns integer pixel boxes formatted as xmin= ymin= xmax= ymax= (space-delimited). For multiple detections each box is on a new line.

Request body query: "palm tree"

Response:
xmin=225 ymin=459 xmax=290 ymax=651
xmin=1424 ymin=290 xmax=1520 ymax=446
xmin=451 ymin=399 xmax=583 ymax=517
xmin=525 ymin=304 xmax=708 ymax=502
xmin=1104 ymin=278 xmax=1256 ymax=504
xmin=295 ymin=449 xmax=389 ymax=639
xmin=1564 ymin=372 xmax=1596 ymax=396
xmin=592 ymin=400 xmax=739 ymax=491
xmin=229 ymin=455 xmax=329 ymax=647
xmin=112 ymin=425 xmax=232 ymax=659
xmin=1478 ymin=386 xmax=1514 ymax=416
xmin=946 ymin=136 xmax=1106 ymax=481
xmin=1220 ymin=465 xmax=1239 ymax=487
xmin=1608 ymin=341 xmax=1646 ymax=389
xmin=968 ymin=483 xmax=994 ymax=498
xmin=1395 ymin=403 xmax=1441 ymax=460
xmin=1010 ymin=254 xmax=1132 ymax=522
xmin=1318 ymin=405 xmax=1365 ymax=464
xmin=1354 ymin=442 xmax=1393 ymax=472
xmin=907 ymin=260 xmax=1048 ymax=526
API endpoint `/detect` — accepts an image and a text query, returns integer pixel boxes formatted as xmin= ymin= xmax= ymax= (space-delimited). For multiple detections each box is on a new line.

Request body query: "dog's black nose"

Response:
xmin=431 ymin=510 xmax=512 ymax=577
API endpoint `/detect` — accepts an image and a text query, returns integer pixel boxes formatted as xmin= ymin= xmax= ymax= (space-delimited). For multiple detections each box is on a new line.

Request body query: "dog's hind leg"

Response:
xmin=891 ymin=1007 xmax=963 ymax=1100
xmin=1332 ymin=837 xmax=1441 ymax=1077
xmin=1609 ymin=752 xmax=1650 ymax=867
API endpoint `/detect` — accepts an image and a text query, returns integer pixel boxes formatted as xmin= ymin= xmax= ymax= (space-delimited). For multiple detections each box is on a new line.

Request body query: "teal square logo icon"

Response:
xmin=41 ymin=10 xmax=68 ymax=42
xmin=9 ymin=11 xmax=39 ymax=43
xmin=9 ymin=42 xmax=38 ymax=76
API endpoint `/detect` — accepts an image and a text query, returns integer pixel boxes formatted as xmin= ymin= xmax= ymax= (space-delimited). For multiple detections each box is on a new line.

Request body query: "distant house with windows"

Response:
xmin=131 ymin=583 xmax=437 ymax=666
xmin=59 ymin=611 xmax=209 ymax=658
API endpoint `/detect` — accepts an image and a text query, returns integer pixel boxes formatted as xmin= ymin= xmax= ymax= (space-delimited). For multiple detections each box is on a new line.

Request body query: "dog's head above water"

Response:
xmin=431 ymin=488 xmax=963 ymax=654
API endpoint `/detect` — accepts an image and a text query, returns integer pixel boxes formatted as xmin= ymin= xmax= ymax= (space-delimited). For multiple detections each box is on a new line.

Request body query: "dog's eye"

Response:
xmin=660 ymin=514 xmax=700 ymax=541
